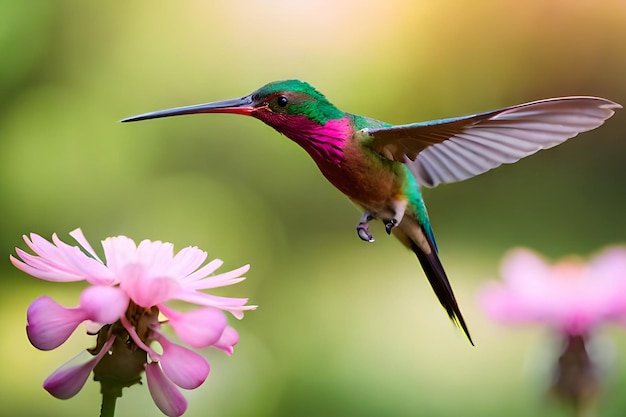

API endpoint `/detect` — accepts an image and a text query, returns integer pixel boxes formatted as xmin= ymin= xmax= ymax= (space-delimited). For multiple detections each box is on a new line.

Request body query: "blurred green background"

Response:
xmin=2 ymin=1 xmax=626 ymax=416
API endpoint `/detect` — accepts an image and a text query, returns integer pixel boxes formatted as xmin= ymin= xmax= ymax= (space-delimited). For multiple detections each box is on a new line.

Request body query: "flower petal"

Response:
xmin=179 ymin=259 xmax=224 ymax=283
xmin=102 ymin=235 xmax=138 ymax=276
xmin=146 ymin=362 xmax=188 ymax=417
xmin=120 ymin=264 xmax=180 ymax=307
xmin=10 ymin=250 xmax=85 ymax=282
xmin=79 ymin=286 xmax=128 ymax=324
xmin=186 ymin=264 xmax=250 ymax=290
xmin=50 ymin=233 xmax=114 ymax=285
xmin=11 ymin=231 xmax=114 ymax=284
xmin=44 ymin=336 xmax=115 ymax=399
xmin=213 ymin=326 xmax=239 ymax=355
xmin=137 ymin=240 xmax=174 ymax=277
xmin=157 ymin=335 xmax=210 ymax=389
xmin=27 ymin=296 xmax=86 ymax=350
xmin=175 ymin=291 xmax=255 ymax=319
xmin=69 ymin=228 xmax=103 ymax=263
xmin=159 ymin=304 xmax=227 ymax=349
xmin=169 ymin=247 xmax=209 ymax=279
xmin=24 ymin=233 xmax=81 ymax=272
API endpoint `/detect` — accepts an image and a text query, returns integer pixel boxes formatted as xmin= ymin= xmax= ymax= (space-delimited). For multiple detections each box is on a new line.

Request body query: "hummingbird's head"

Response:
xmin=248 ymin=80 xmax=345 ymax=127
xmin=121 ymin=80 xmax=351 ymax=162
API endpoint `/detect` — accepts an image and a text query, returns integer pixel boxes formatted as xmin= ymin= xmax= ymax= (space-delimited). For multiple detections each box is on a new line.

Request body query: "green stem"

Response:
xmin=100 ymin=389 xmax=118 ymax=417
xmin=574 ymin=403 xmax=596 ymax=417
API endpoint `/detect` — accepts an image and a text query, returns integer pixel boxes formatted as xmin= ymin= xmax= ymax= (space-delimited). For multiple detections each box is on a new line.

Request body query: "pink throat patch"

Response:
xmin=275 ymin=115 xmax=352 ymax=165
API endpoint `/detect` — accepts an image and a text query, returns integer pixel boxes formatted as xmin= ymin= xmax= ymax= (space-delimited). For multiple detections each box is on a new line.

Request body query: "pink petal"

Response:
xmin=179 ymin=259 xmax=224 ymax=283
xmin=84 ymin=320 xmax=105 ymax=334
xmin=501 ymin=248 xmax=551 ymax=291
xmin=44 ymin=336 xmax=115 ymax=399
xmin=157 ymin=335 xmax=210 ymax=389
xmin=589 ymin=247 xmax=626 ymax=291
xmin=175 ymin=291 xmax=255 ymax=319
xmin=213 ymin=326 xmax=239 ymax=355
xmin=11 ymin=231 xmax=114 ymax=284
xmin=169 ymin=247 xmax=209 ymax=278
xmin=24 ymin=233 xmax=76 ymax=268
xmin=102 ymin=235 xmax=138 ymax=276
xmin=186 ymin=264 xmax=250 ymax=290
xmin=50 ymin=233 xmax=114 ymax=285
xmin=79 ymin=286 xmax=129 ymax=324
xmin=145 ymin=362 xmax=188 ymax=417
xmin=120 ymin=315 xmax=158 ymax=359
xmin=159 ymin=304 xmax=227 ymax=349
xmin=69 ymin=228 xmax=103 ymax=262
xmin=120 ymin=264 xmax=180 ymax=307
xmin=27 ymin=296 xmax=86 ymax=350
xmin=479 ymin=282 xmax=538 ymax=323
xmin=10 ymin=251 xmax=85 ymax=282
xmin=137 ymin=240 xmax=175 ymax=276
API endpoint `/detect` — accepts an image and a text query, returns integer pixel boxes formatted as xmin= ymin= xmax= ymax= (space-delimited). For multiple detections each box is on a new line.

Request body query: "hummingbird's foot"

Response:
xmin=357 ymin=223 xmax=374 ymax=242
xmin=382 ymin=199 xmax=406 ymax=235
xmin=356 ymin=212 xmax=375 ymax=242
xmin=384 ymin=218 xmax=398 ymax=235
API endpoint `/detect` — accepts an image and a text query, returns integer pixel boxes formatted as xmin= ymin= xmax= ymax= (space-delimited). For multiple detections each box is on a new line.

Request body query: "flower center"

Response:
xmin=91 ymin=300 xmax=161 ymax=395
xmin=126 ymin=300 xmax=160 ymax=344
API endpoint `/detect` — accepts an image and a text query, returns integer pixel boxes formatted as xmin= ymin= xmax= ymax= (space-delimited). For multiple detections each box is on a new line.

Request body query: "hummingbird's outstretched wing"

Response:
xmin=361 ymin=97 xmax=621 ymax=187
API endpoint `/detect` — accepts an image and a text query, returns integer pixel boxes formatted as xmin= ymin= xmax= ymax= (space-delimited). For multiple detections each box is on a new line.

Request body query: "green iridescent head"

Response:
xmin=251 ymin=80 xmax=345 ymax=125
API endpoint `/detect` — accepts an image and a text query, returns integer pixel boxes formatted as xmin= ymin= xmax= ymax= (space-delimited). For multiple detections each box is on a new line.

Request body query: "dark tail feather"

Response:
xmin=409 ymin=238 xmax=474 ymax=345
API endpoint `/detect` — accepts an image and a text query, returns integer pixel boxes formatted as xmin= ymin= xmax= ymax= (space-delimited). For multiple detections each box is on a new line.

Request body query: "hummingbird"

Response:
xmin=121 ymin=80 xmax=620 ymax=344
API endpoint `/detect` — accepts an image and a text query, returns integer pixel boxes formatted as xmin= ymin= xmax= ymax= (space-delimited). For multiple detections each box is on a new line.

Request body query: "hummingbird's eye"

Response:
xmin=276 ymin=96 xmax=289 ymax=107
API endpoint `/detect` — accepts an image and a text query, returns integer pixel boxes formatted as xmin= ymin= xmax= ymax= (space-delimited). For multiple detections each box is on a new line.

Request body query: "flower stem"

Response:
xmin=100 ymin=389 xmax=118 ymax=417
xmin=573 ymin=396 xmax=598 ymax=417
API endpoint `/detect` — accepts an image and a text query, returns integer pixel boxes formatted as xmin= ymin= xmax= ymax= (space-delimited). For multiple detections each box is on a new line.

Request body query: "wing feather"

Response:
xmin=362 ymin=97 xmax=620 ymax=187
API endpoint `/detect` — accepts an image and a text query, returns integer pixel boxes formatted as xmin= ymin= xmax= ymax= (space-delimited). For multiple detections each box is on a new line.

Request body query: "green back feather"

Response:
xmin=403 ymin=165 xmax=437 ymax=251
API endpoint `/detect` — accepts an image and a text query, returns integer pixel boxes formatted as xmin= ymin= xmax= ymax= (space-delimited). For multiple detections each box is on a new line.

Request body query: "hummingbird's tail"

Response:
xmin=410 ymin=238 xmax=474 ymax=345
xmin=394 ymin=217 xmax=473 ymax=345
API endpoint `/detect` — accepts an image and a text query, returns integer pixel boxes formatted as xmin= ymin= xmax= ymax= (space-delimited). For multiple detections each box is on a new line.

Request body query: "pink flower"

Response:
xmin=12 ymin=228 xmax=256 ymax=417
xmin=479 ymin=247 xmax=626 ymax=412
xmin=479 ymin=247 xmax=626 ymax=335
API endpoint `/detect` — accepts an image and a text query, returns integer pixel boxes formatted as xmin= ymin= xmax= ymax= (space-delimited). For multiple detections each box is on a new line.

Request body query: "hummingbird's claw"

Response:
xmin=356 ymin=212 xmax=375 ymax=242
xmin=357 ymin=224 xmax=375 ymax=242
xmin=384 ymin=218 xmax=398 ymax=235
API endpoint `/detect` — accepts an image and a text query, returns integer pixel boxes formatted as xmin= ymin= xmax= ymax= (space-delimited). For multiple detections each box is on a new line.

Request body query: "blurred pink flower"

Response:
xmin=479 ymin=247 xmax=626 ymax=335
xmin=11 ymin=228 xmax=256 ymax=417
xmin=479 ymin=247 xmax=626 ymax=412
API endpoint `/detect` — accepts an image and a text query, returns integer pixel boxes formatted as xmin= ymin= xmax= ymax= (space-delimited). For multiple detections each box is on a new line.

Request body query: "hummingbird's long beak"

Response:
xmin=120 ymin=95 xmax=255 ymax=122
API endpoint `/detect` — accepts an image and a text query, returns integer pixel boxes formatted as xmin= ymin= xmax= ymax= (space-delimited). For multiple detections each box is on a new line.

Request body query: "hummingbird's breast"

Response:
xmin=278 ymin=114 xmax=409 ymax=217
xmin=314 ymin=136 xmax=407 ymax=215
